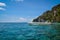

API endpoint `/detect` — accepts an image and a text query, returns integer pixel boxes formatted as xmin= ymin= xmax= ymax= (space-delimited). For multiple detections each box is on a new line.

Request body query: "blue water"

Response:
xmin=0 ymin=22 xmax=60 ymax=40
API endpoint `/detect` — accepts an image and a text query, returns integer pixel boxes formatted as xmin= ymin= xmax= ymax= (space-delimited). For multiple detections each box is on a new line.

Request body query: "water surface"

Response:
xmin=0 ymin=22 xmax=60 ymax=40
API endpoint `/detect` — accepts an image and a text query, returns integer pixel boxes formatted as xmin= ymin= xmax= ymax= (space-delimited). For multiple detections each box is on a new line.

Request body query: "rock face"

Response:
xmin=33 ymin=4 xmax=60 ymax=23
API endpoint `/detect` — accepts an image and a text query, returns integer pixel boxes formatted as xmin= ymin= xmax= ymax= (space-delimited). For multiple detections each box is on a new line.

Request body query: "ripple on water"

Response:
xmin=0 ymin=23 xmax=59 ymax=40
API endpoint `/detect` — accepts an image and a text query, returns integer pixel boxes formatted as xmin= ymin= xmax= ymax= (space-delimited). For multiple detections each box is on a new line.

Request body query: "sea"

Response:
xmin=0 ymin=22 xmax=60 ymax=40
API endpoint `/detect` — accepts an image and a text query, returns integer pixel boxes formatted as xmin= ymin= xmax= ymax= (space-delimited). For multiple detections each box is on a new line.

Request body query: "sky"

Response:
xmin=0 ymin=0 xmax=60 ymax=22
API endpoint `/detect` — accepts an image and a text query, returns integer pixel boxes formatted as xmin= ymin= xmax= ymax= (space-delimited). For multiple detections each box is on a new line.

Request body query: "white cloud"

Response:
xmin=11 ymin=0 xmax=24 ymax=2
xmin=15 ymin=0 xmax=24 ymax=2
xmin=0 ymin=2 xmax=6 ymax=11
xmin=0 ymin=2 xmax=6 ymax=6
xmin=19 ymin=17 xmax=27 ymax=22
xmin=0 ymin=7 xmax=6 ymax=10
xmin=18 ymin=17 xmax=33 ymax=22
xmin=0 ymin=16 xmax=33 ymax=22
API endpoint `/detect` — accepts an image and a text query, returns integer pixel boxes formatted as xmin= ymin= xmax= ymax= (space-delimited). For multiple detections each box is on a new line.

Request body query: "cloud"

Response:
xmin=15 ymin=0 xmax=24 ymax=2
xmin=0 ymin=2 xmax=6 ymax=11
xmin=0 ymin=7 xmax=6 ymax=10
xmin=11 ymin=0 xmax=24 ymax=2
xmin=19 ymin=17 xmax=33 ymax=22
xmin=19 ymin=17 xmax=27 ymax=22
xmin=0 ymin=16 xmax=33 ymax=22
xmin=0 ymin=2 xmax=6 ymax=7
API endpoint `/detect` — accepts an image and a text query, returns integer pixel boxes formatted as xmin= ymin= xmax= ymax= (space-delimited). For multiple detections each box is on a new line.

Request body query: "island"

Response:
xmin=33 ymin=4 xmax=60 ymax=23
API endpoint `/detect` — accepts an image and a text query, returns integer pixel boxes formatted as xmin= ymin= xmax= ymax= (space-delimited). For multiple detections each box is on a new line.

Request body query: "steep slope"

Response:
xmin=33 ymin=4 xmax=60 ymax=23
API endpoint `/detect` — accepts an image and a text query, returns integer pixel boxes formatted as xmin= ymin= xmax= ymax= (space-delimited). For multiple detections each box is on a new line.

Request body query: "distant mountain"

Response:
xmin=33 ymin=4 xmax=60 ymax=23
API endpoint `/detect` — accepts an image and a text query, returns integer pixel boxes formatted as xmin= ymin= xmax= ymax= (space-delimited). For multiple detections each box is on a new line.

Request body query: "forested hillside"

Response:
xmin=33 ymin=4 xmax=60 ymax=23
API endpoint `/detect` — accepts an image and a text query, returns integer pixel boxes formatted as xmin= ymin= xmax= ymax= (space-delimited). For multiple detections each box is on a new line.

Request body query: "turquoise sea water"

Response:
xmin=0 ymin=22 xmax=60 ymax=40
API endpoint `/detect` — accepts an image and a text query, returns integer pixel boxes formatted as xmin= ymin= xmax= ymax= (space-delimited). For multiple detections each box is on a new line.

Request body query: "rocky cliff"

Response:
xmin=33 ymin=4 xmax=60 ymax=23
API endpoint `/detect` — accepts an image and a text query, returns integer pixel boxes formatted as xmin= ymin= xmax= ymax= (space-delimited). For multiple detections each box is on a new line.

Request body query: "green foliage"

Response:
xmin=33 ymin=4 xmax=60 ymax=23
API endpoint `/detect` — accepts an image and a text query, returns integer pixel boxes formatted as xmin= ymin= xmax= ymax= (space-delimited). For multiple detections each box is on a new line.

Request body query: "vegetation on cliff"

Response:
xmin=33 ymin=4 xmax=60 ymax=23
